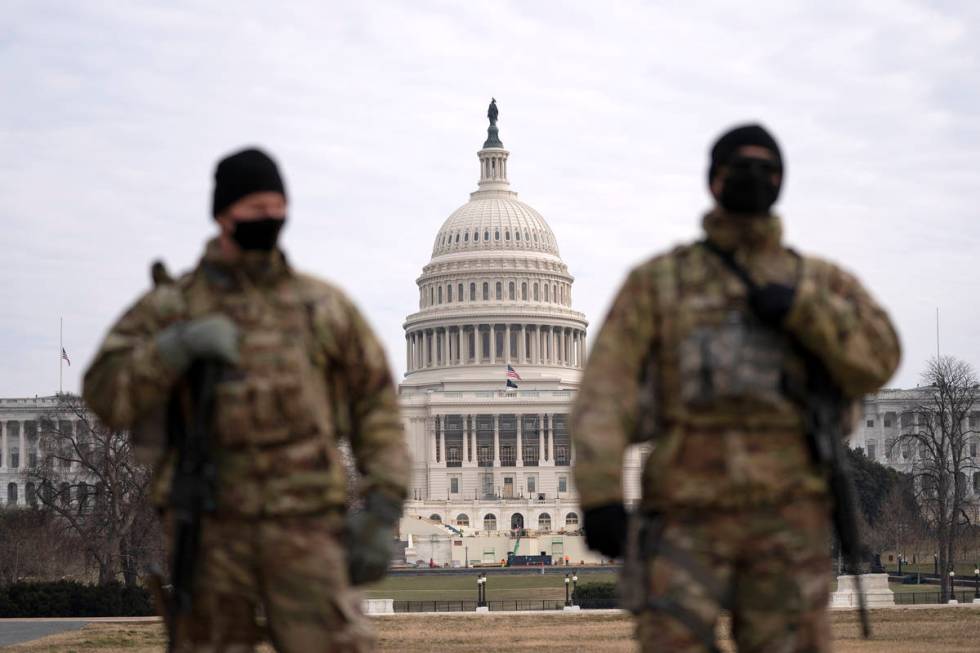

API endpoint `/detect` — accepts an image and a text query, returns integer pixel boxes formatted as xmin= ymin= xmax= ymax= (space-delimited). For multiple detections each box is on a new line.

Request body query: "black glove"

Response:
xmin=583 ymin=503 xmax=628 ymax=559
xmin=748 ymin=283 xmax=796 ymax=327
xmin=345 ymin=491 xmax=403 ymax=586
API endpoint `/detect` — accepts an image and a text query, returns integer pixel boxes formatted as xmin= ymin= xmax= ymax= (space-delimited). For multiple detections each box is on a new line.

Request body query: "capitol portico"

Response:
xmin=396 ymin=102 xmax=642 ymax=563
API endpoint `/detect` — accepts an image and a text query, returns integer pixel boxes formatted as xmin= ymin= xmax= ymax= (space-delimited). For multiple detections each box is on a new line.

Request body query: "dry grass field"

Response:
xmin=4 ymin=608 xmax=980 ymax=652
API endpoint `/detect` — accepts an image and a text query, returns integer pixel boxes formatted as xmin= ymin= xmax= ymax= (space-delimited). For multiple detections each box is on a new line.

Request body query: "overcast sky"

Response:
xmin=2 ymin=0 xmax=978 ymax=397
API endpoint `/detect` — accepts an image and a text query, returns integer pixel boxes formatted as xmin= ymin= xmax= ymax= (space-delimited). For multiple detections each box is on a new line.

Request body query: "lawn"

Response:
xmin=6 ymin=608 xmax=980 ymax=652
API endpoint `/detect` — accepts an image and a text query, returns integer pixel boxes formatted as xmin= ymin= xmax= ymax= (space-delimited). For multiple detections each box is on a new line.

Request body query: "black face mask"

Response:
xmin=231 ymin=217 xmax=285 ymax=251
xmin=718 ymin=156 xmax=781 ymax=214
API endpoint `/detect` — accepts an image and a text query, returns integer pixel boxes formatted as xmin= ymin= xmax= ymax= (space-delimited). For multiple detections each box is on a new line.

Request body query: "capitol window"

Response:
xmin=495 ymin=282 xmax=502 ymax=300
xmin=458 ymin=283 xmax=464 ymax=302
xmin=515 ymin=231 xmax=521 ymax=241
xmin=522 ymin=282 xmax=528 ymax=300
xmin=558 ymin=475 xmax=567 ymax=493
xmin=455 ymin=233 xmax=460 ymax=243
xmin=533 ymin=283 xmax=539 ymax=301
xmin=565 ymin=512 xmax=579 ymax=526
xmin=470 ymin=283 xmax=476 ymax=301
xmin=505 ymin=230 xmax=510 ymax=240
xmin=7 ymin=482 xmax=17 ymax=505
xmin=483 ymin=282 xmax=489 ymax=301
xmin=438 ymin=287 xmax=442 ymax=304
xmin=464 ymin=232 xmax=469 ymax=242
xmin=456 ymin=513 xmax=469 ymax=527
xmin=483 ymin=514 xmax=497 ymax=531
xmin=509 ymin=282 xmax=515 ymax=300
xmin=447 ymin=285 xmax=453 ymax=302
xmin=484 ymin=230 xmax=490 ymax=241
xmin=450 ymin=477 xmax=459 ymax=494
xmin=544 ymin=285 xmax=550 ymax=302
xmin=495 ymin=230 xmax=500 ymax=240
xmin=866 ymin=440 xmax=876 ymax=460
xmin=538 ymin=512 xmax=551 ymax=531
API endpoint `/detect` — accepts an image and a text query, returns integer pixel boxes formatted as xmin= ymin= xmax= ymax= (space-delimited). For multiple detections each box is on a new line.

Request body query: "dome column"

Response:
xmin=516 ymin=417 xmax=523 ymax=466
xmin=505 ymin=324 xmax=511 ymax=364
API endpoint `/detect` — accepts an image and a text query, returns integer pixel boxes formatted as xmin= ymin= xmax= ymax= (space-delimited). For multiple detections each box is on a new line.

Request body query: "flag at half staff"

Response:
xmin=61 ymin=347 xmax=71 ymax=366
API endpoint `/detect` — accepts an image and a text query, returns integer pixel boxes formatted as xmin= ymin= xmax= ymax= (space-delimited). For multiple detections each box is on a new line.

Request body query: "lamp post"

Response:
xmin=949 ymin=568 xmax=956 ymax=602
xmin=934 ymin=553 xmax=938 ymax=576
xmin=898 ymin=554 xmax=903 ymax=575
xmin=572 ymin=573 xmax=578 ymax=606
xmin=564 ymin=573 xmax=571 ymax=607
xmin=974 ymin=565 xmax=979 ymax=601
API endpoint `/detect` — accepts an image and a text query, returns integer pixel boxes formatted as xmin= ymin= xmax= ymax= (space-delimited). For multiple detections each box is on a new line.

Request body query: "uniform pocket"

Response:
xmin=214 ymin=382 xmax=251 ymax=445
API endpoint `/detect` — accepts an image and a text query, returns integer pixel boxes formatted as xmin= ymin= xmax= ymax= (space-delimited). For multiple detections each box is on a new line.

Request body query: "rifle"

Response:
xmin=163 ymin=359 xmax=221 ymax=652
xmin=700 ymin=240 xmax=871 ymax=639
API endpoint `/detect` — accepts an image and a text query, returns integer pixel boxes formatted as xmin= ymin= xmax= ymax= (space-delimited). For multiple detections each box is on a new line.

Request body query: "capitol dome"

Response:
xmin=402 ymin=100 xmax=588 ymax=389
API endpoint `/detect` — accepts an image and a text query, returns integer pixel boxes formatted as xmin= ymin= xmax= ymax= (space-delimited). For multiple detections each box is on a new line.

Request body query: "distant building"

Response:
xmin=0 ymin=395 xmax=74 ymax=506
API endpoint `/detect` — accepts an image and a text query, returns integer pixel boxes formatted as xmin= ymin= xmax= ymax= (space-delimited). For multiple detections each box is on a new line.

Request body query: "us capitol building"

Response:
xmin=395 ymin=102 xmax=643 ymax=562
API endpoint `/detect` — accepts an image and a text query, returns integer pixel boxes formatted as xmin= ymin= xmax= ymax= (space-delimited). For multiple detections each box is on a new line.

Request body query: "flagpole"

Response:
xmin=60 ymin=317 xmax=63 ymax=395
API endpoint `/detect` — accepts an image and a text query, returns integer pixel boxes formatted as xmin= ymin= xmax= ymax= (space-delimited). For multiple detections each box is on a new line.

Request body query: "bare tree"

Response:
xmin=891 ymin=356 xmax=979 ymax=599
xmin=22 ymin=393 xmax=157 ymax=586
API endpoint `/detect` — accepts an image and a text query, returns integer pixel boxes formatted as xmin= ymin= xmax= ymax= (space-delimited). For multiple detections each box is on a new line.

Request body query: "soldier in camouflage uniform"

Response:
xmin=571 ymin=125 xmax=900 ymax=652
xmin=83 ymin=148 xmax=409 ymax=652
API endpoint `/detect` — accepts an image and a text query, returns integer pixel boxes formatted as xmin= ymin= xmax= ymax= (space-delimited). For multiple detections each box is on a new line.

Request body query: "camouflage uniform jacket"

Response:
xmin=83 ymin=239 xmax=410 ymax=517
xmin=571 ymin=210 xmax=900 ymax=512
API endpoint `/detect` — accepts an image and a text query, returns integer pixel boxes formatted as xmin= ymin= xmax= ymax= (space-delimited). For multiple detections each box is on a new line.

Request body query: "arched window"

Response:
xmin=974 ymin=472 xmax=980 ymax=492
xmin=522 ymin=282 xmax=528 ymax=301
xmin=495 ymin=230 xmax=500 ymax=241
xmin=533 ymin=284 xmax=539 ymax=301
xmin=458 ymin=283 xmax=464 ymax=302
xmin=455 ymin=233 xmax=460 ymax=243
xmin=438 ymin=287 xmax=442 ymax=304
xmin=470 ymin=283 xmax=477 ymax=301
xmin=560 ymin=285 xmax=565 ymax=304
xmin=511 ymin=513 xmax=524 ymax=530
xmin=447 ymin=285 xmax=453 ymax=303
xmin=429 ymin=514 xmax=442 ymax=522
xmin=505 ymin=230 xmax=510 ymax=240
xmin=25 ymin=482 xmax=36 ymax=507
xmin=464 ymin=232 xmax=469 ymax=242
xmin=544 ymin=285 xmax=550 ymax=302
xmin=456 ymin=513 xmax=470 ymax=527
xmin=484 ymin=230 xmax=490 ymax=241
xmin=509 ymin=282 xmax=515 ymax=300
xmin=532 ymin=232 xmax=537 ymax=242
xmin=553 ymin=284 xmax=558 ymax=302
xmin=565 ymin=512 xmax=579 ymax=526
xmin=483 ymin=513 xmax=497 ymax=531
xmin=495 ymin=282 xmax=502 ymax=300
xmin=538 ymin=512 xmax=552 ymax=531
xmin=430 ymin=287 xmax=434 ymax=305
xmin=6 ymin=482 xmax=17 ymax=505
xmin=483 ymin=282 xmax=489 ymax=301
xmin=515 ymin=231 xmax=521 ymax=241
xmin=525 ymin=230 xmax=530 ymax=241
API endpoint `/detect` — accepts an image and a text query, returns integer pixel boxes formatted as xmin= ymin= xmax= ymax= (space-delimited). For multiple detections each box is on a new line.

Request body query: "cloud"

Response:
xmin=1 ymin=0 xmax=977 ymax=396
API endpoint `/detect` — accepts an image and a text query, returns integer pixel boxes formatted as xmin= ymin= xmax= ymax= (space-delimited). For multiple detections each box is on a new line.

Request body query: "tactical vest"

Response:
xmin=162 ymin=261 xmax=349 ymax=517
xmin=639 ymin=244 xmax=827 ymax=510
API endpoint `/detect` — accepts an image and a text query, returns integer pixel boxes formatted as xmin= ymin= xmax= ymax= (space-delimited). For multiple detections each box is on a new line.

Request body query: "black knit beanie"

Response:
xmin=212 ymin=147 xmax=287 ymax=217
xmin=708 ymin=124 xmax=783 ymax=185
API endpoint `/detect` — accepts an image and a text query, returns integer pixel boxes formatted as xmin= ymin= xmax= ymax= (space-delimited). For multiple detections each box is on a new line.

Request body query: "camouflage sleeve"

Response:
xmin=328 ymin=295 xmax=410 ymax=502
xmin=571 ymin=265 xmax=658 ymax=509
xmin=784 ymin=257 xmax=901 ymax=399
xmin=81 ymin=284 xmax=185 ymax=430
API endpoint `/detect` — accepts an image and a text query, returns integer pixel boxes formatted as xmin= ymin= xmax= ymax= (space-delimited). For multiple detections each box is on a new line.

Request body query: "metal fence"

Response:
xmin=893 ymin=590 xmax=979 ymax=605
xmin=393 ymin=599 xmax=593 ymax=612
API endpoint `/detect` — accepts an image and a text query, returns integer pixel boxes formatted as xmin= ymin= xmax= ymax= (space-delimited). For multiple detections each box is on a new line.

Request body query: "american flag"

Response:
xmin=61 ymin=347 xmax=71 ymax=366
xmin=505 ymin=364 xmax=521 ymax=389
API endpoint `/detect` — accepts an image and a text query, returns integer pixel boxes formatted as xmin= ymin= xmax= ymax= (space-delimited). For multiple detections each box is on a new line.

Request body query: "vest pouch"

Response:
xmin=213 ymin=381 xmax=252 ymax=446
xmin=276 ymin=376 xmax=319 ymax=435
xmin=678 ymin=313 xmax=788 ymax=410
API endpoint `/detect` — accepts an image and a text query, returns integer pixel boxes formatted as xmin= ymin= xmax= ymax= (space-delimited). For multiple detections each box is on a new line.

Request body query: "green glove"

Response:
xmin=155 ymin=315 xmax=241 ymax=374
xmin=346 ymin=491 xmax=403 ymax=586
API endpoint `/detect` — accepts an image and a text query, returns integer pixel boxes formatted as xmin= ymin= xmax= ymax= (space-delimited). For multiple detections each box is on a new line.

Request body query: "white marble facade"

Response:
xmin=0 ymin=395 xmax=71 ymax=507
xmin=397 ymin=112 xmax=644 ymax=537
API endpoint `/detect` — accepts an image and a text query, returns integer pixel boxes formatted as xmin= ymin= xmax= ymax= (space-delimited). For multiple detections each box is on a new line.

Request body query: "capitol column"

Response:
xmin=493 ymin=415 xmax=500 ymax=466
xmin=518 ymin=325 xmax=526 ymax=364
xmin=505 ymin=324 xmax=511 ymax=364
xmin=0 ymin=423 xmax=6 ymax=470
xmin=442 ymin=328 xmax=449 ymax=366
xmin=547 ymin=415 xmax=555 ymax=464
xmin=438 ymin=416 xmax=445 ymax=464
xmin=490 ymin=324 xmax=497 ymax=362
xmin=537 ymin=416 xmax=544 ymax=465
xmin=516 ymin=415 xmax=523 ymax=466
xmin=421 ymin=330 xmax=429 ymax=368
xmin=474 ymin=324 xmax=482 ymax=362
xmin=19 ymin=422 xmax=25 ymax=470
